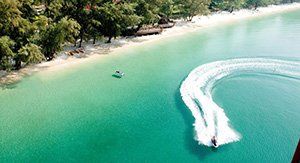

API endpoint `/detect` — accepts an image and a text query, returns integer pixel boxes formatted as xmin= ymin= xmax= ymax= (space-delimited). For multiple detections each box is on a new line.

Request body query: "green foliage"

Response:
xmin=134 ymin=0 xmax=161 ymax=25
xmin=17 ymin=43 xmax=44 ymax=64
xmin=0 ymin=0 xmax=22 ymax=35
xmin=19 ymin=0 xmax=36 ymax=20
xmin=45 ymin=0 xmax=63 ymax=20
xmin=160 ymin=0 xmax=175 ymax=17
xmin=245 ymin=0 xmax=276 ymax=9
xmin=98 ymin=2 xmax=141 ymax=43
xmin=0 ymin=0 xmax=36 ymax=51
xmin=39 ymin=17 xmax=80 ymax=59
xmin=0 ymin=36 xmax=15 ymax=70
xmin=0 ymin=0 xmax=295 ymax=71
xmin=216 ymin=0 xmax=245 ymax=12
xmin=58 ymin=17 xmax=81 ymax=43
xmin=33 ymin=15 xmax=49 ymax=31
xmin=60 ymin=0 xmax=97 ymax=47
xmin=177 ymin=0 xmax=211 ymax=21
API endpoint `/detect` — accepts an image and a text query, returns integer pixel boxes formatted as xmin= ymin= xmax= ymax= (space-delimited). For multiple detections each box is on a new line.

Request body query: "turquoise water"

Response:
xmin=1 ymin=10 xmax=300 ymax=162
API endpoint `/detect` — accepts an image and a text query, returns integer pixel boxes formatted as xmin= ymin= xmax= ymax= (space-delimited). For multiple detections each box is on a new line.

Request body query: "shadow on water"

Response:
xmin=112 ymin=74 xmax=122 ymax=78
xmin=174 ymin=87 xmax=214 ymax=161
xmin=0 ymin=82 xmax=19 ymax=90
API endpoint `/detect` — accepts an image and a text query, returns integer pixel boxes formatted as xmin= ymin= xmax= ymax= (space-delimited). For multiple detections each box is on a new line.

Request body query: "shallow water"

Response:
xmin=1 ymin=9 xmax=300 ymax=162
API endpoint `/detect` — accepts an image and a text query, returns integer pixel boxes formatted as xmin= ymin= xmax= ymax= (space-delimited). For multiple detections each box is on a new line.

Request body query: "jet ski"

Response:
xmin=113 ymin=70 xmax=125 ymax=78
xmin=211 ymin=136 xmax=219 ymax=148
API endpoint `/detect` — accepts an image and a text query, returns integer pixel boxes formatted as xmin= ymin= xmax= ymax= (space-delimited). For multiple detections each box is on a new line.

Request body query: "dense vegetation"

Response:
xmin=0 ymin=0 xmax=298 ymax=71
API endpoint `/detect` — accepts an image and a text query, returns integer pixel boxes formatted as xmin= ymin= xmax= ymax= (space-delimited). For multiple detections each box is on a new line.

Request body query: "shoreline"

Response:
xmin=1 ymin=3 xmax=300 ymax=86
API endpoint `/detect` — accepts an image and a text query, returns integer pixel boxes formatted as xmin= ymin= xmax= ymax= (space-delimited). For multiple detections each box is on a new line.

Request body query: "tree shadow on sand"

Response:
xmin=174 ymin=87 xmax=216 ymax=161
xmin=0 ymin=82 xmax=19 ymax=90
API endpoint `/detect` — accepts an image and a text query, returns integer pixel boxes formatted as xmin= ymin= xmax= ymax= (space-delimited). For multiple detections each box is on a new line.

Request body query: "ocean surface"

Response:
xmin=1 ymin=9 xmax=300 ymax=162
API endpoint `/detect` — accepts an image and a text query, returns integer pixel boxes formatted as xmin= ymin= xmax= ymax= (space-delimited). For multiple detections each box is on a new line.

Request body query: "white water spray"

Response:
xmin=180 ymin=58 xmax=300 ymax=146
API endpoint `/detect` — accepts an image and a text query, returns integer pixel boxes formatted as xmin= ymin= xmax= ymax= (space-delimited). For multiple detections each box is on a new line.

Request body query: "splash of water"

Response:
xmin=180 ymin=58 xmax=300 ymax=146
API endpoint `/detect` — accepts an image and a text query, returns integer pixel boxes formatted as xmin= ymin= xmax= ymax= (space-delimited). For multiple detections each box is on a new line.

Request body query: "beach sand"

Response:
xmin=1 ymin=3 xmax=300 ymax=85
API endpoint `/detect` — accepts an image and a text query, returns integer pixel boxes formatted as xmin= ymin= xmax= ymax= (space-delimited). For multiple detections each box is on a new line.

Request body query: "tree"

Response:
xmin=88 ymin=5 xmax=102 ymax=44
xmin=39 ymin=17 xmax=80 ymax=60
xmin=98 ymin=2 xmax=141 ymax=43
xmin=33 ymin=15 xmax=49 ymax=32
xmin=216 ymin=0 xmax=245 ymax=13
xmin=134 ymin=0 xmax=161 ymax=25
xmin=60 ymin=0 xmax=95 ymax=47
xmin=0 ymin=36 xmax=15 ymax=70
xmin=0 ymin=0 xmax=22 ymax=36
xmin=19 ymin=0 xmax=36 ymax=21
xmin=17 ymin=43 xmax=44 ymax=65
xmin=160 ymin=0 xmax=175 ymax=18
xmin=0 ymin=0 xmax=35 ymax=44
xmin=0 ymin=0 xmax=39 ymax=69
xmin=177 ymin=0 xmax=211 ymax=21
xmin=245 ymin=0 xmax=275 ymax=9
xmin=44 ymin=0 xmax=63 ymax=20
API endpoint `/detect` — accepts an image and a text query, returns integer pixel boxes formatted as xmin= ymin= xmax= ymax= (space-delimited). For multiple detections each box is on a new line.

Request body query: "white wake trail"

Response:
xmin=180 ymin=58 xmax=300 ymax=146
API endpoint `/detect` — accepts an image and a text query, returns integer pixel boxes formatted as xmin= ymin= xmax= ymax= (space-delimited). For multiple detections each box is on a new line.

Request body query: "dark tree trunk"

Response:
xmin=79 ymin=33 xmax=83 ymax=47
xmin=229 ymin=7 xmax=234 ymax=13
xmin=45 ymin=51 xmax=54 ymax=61
xmin=106 ymin=36 xmax=112 ymax=43
xmin=93 ymin=35 xmax=96 ymax=44
xmin=74 ymin=37 xmax=77 ymax=47
xmin=14 ymin=59 xmax=22 ymax=70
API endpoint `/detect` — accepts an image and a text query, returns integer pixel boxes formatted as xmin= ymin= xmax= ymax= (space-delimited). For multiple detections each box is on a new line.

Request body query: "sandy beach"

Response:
xmin=1 ymin=3 xmax=300 ymax=85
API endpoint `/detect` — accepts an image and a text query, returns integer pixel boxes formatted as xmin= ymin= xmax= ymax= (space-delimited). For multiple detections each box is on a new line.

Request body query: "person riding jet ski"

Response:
xmin=211 ymin=136 xmax=218 ymax=148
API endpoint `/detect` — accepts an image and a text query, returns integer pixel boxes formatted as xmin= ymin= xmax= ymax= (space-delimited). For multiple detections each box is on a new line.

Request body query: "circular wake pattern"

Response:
xmin=180 ymin=58 xmax=300 ymax=146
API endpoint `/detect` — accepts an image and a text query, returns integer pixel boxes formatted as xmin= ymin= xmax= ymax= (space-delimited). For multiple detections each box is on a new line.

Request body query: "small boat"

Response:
xmin=135 ymin=27 xmax=163 ymax=36
xmin=211 ymin=136 xmax=219 ymax=148
xmin=113 ymin=70 xmax=125 ymax=78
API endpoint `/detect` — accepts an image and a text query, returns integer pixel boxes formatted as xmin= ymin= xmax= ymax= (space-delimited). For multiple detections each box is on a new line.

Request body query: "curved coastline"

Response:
xmin=179 ymin=58 xmax=300 ymax=146
xmin=1 ymin=3 xmax=300 ymax=85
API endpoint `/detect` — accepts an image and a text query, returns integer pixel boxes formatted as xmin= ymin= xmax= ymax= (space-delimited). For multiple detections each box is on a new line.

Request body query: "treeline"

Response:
xmin=0 ymin=0 xmax=298 ymax=71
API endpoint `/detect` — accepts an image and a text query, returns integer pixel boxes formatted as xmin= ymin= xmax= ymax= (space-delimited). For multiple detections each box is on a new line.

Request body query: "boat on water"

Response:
xmin=113 ymin=70 xmax=125 ymax=78
xmin=211 ymin=136 xmax=219 ymax=148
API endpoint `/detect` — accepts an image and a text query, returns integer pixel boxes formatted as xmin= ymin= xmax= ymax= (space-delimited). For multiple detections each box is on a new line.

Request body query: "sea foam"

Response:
xmin=180 ymin=58 xmax=300 ymax=146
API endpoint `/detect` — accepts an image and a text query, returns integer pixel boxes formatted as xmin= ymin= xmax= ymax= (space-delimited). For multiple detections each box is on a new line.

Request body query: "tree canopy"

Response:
xmin=0 ymin=0 xmax=296 ymax=71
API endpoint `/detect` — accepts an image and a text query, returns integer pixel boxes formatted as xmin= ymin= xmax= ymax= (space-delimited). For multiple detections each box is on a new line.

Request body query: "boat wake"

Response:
xmin=180 ymin=58 xmax=300 ymax=146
